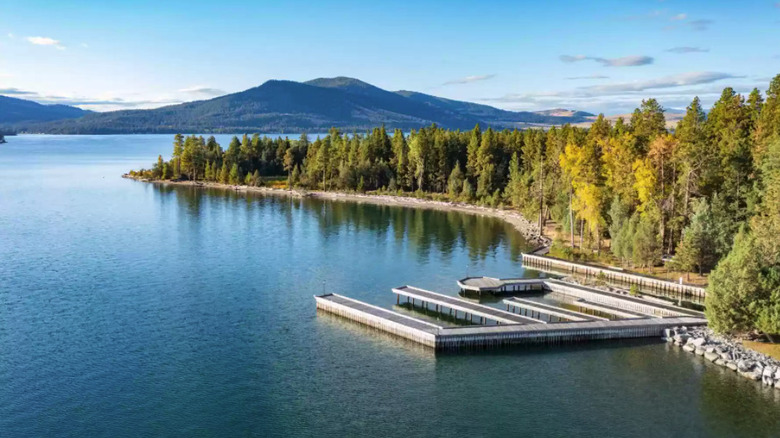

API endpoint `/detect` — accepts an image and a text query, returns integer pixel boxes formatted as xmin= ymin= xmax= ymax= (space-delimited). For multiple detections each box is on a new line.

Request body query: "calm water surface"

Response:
xmin=1 ymin=135 xmax=779 ymax=438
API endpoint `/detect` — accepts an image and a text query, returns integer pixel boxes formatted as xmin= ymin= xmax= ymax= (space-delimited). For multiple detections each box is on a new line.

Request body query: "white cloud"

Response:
xmin=666 ymin=46 xmax=709 ymax=54
xmin=81 ymin=43 xmax=89 ymax=48
xmin=480 ymin=71 xmax=748 ymax=113
xmin=565 ymin=75 xmax=610 ymax=80
xmin=670 ymin=13 xmax=687 ymax=21
xmin=560 ymin=55 xmax=653 ymax=67
xmin=178 ymin=85 xmax=226 ymax=96
xmin=443 ymin=74 xmax=496 ymax=85
xmin=579 ymin=72 xmax=742 ymax=93
xmin=689 ymin=19 xmax=713 ymax=31
xmin=26 ymin=36 xmax=66 ymax=50
xmin=7 ymin=33 xmax=14 ymax=39
xmin=0 ymin=87 xmax=35 ymax=95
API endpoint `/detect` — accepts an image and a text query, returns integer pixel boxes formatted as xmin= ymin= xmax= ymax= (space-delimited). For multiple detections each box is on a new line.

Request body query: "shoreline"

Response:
xmin=668 ymin=326 xmax=780 ymax=388
xmin=122 ymin=175 xmax=552 ymax=247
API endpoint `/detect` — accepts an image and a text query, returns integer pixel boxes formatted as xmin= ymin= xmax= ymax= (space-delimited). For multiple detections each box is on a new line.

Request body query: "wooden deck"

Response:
xmin=392 ymin=285 xmax=541 ymax=324
xmin=503 ymin=297 xmax=607 ymax=322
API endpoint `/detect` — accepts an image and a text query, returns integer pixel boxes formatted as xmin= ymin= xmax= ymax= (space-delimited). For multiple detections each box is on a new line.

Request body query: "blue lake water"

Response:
xmin=1 ymin=134 xmax=779 ymax=438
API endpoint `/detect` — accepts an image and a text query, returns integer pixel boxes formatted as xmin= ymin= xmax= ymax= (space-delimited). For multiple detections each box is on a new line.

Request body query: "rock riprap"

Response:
xmin=664 ymin=327 xmax=780 ymax=388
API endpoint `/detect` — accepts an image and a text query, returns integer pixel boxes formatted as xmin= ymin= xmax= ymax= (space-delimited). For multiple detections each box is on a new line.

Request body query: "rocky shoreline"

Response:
xmin=666 ymin=326 xmax=780 ymax=387
xmin=122 ymin=175 xmax=551 ymax=247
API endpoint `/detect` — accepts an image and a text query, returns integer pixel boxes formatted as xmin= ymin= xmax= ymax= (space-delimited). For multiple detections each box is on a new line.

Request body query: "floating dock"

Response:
xmin=392 ymin=285 xmax=541 ymax=324
xmin=316 ymin=277 xmax=707 ymax=350
xmin=315 ymin=293 xmax=439 ymax=347
xmin=457 ymin=277 xmax=545 ymax=294
xmin=521 ymin=253 xmax=707 ymax=299
xmin=573 ymin=300 xmax=648 ymax=319
xmin=503 ymin=297 xmax=607 ymax=322
xmin=544 ymin=279 xmax=704 ymax=318
xmin=316 ymin=292 xmax=707 ymax=350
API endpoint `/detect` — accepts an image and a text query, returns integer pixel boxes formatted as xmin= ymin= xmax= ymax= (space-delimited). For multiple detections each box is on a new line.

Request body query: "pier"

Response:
xmin=315 ymin=293 xmax=439 ymax=347
xmin=317 ymin=277 xmax=708 ymax=350
xmin=544 ymin=279 xmax=705 ymax=318
xmin=392 ymin=285 xmax=541 ymax=324
xmin=573 ymin=300 xmax=648 ymax=319
xmin=521 ymin=253 xmax=707 ymax=299
xmin=457 ymin=277 xmax=545 ymax=294
xmin=503 ymin=297 xmax=608 ymax=322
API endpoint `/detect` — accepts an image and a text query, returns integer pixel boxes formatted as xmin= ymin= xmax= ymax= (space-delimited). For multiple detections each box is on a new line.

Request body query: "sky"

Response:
xmin=1 ymin=0 xmax=779 ymax=114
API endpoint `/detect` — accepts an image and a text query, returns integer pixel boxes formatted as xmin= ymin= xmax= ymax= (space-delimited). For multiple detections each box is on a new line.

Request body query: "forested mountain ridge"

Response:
xmin=129 ymin=74 xmax=780 ymax=340
xmin=8 ymin=77 xmax=592 ymax=134
xmin=0 ymin=95 xmax=90 ymax=125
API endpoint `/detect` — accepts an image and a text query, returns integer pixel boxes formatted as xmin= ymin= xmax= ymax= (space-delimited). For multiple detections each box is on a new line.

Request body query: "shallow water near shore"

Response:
xmin=1 ymin=135 xmax=780 ymax=438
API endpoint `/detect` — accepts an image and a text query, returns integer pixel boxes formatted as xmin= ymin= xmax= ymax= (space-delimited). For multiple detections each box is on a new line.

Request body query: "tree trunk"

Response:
xmin=569 ymin=187 xmax=575 ymax=248
xmin=538 ymin=153 xmax=544 ymax=236
xmin=580 ymin=219 xmax=584 ymax=250
xmin=596 ymin=222 xmax=601 ymax=255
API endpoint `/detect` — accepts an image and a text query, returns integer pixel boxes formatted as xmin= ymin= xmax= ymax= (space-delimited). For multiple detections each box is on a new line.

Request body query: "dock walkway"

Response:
xmin=522 ymin=253 xmax=707 ymax=298
xmin=315 ymin=293 xmax=440 ymax=347
xmin=316 ymin=292 xmax=707 ymax=350
xmin=392 ymin=285 xmax=542 ymax=324
xmin=457 ymin=277 xmax=545 ymax=294
xmin=503 ymin=297 xmax=607 ymax=322
xmin=573 ymin=300 xmax=649 ymax=319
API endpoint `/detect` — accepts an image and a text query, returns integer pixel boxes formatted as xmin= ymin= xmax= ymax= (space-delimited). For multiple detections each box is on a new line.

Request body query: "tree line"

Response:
xmin=129 ymin=75 xmax=780 ymax=338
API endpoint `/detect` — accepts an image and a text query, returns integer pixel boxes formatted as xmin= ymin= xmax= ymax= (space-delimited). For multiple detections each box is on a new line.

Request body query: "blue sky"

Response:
xmin=1 ymin=0 xmax=779 ymax=114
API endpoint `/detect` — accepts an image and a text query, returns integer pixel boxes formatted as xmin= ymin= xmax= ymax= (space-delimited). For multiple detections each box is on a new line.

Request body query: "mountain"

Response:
xmin=0 ymin=95 xmax=90 ymax=126
xmin=395 ymin=90 xmax=592 ymax=125
xmin=534 ymin=108 xmax=594 ymax=118
xmin=16 ymin=77 xmax=593 ymax=134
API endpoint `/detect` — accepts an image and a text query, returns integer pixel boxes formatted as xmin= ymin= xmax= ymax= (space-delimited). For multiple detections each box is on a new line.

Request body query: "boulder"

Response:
xmin=726 ymin=361 xmax=738 ymax=371
xmin=674 ymin=334 xmax=690 ymax=345
xmin=763 ymin=367 xmax=775 ymax=385
xmin=683 ymin=344 xmax=696 ymax=353
xmin=705 ymin=351 xmax=720 ymax=362
xmin=740 ymin=369 xmax=762 ymax=381
xmin=714 ymin=359 xmax=726 ymax=367
xmin=737 ymin=360 xmax=755 ymax=373
xmin=691 ymin=337 xmax=706 ymax=347
xmin=695 ymin=348 xmax=705 ymax=356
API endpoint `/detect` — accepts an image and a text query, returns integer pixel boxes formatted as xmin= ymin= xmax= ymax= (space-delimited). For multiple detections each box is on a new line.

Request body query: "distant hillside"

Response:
xmin=0 ymin=95 xmax=89 ymax=126
xmin=395 ymin=90 xmax=591 ymax=125
xmin=574 ymin=110 xmax=685 ymax=129
xmin=20 ymin=77 xmax=593 ymax=134
xmin=534 ymin=108 xmax=594 ymax=118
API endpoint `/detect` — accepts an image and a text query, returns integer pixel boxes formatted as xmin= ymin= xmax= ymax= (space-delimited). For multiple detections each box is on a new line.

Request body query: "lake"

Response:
xmin=1 ymin=135 xmax=779 ymax=438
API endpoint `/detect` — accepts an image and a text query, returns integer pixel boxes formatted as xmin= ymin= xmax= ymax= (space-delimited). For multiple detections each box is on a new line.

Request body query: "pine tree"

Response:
xmin=673 ymin=198 xmax=716 ymax=275
xmin=504 ymin=153 xmax=523 ymax=207
xmin=447 ymin=162 xmax=465 ymax=198
xmin=706 ymin=230 xmax=765 ymax=334
xmin=466 ymin=124 xmax=481 ymax=180
xmin=755 ymin=75 xmax=780 ymax=161
xmin=630 ymin=98 xmax=666 ymax=150
xmin=632 ymin=207 xmax=661 ymax=268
